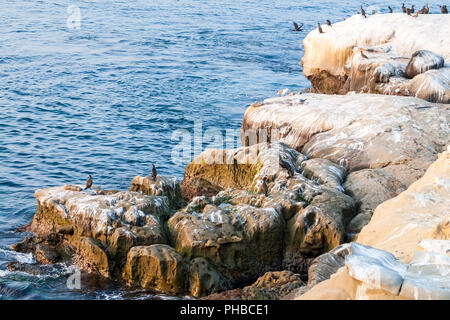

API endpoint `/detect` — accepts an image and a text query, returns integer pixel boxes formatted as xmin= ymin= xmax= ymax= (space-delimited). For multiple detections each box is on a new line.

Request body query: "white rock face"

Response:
xmin=243 ymin=93 xmax=449 ymax=172
xmin=301 ymin=13 xmax=450 ymax=103
xmin=302 ymin=13 xmax=450 ymax=77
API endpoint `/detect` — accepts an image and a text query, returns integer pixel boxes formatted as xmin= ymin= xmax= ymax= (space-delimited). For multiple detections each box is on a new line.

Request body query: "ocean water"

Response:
xmin=0 ymin=0 xmax=442 ymax=299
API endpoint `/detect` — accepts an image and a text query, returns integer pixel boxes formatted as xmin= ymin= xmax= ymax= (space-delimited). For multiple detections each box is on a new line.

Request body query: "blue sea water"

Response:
xmin=0 ymin=0 xmax=443 ymax=299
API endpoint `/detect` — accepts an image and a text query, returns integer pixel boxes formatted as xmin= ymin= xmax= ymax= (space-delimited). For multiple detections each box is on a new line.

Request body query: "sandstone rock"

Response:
xmin=20 ymin=185 xmax=171 ymax=277
xmin=130 ymin=175 xmax=184 ymax=209
xmin=295 ymin=147 xmax=450 ymax=299
xmin=188 ymin=257 xmax=225 ymax=297
xmin=122 ymin=244 xmax=186 ymax=294
xmin=297 ymin=242 xmax=450 ymax=300
xmin=168 ymin=201 xmax=285 ymax=286
xmin=243 ymin=93 xmax=449 ymax=235
xmin=173 ymin=142 xmax=356 ymax=289
xmin=203 ymin=270 xmax=305 ymax=300
xmin=405 ymin=50 xmax=445 ymax=79
xmin=307 ymin=243 xmax=350 ymax=286
xmin=357 ymin=146 xmax=450 ymax=262
xmin=301 ymin=13 xmax=450 ymax=103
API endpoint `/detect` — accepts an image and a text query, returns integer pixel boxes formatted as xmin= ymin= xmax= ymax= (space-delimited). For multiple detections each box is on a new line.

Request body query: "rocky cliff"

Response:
xmin=302 ymin=13 xmax=450 ymax=103
xmin=295 ymin=147 xmax=450 ymax=299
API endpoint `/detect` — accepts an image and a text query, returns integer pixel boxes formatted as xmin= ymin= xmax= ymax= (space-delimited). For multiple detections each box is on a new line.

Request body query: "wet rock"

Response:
xmin=6 ymin=262 xmax=54 ymax=275
xmin=13 ymin=185 xmax=172 ymax=278
xmin=203 ymin=270 xmax=305 ymax=300
xmin=188 ymin=257 xmax=225 ymax=297
xmin=35 ymin=243 xmax=60 ymax=264
xmin=122 ymin=244 xmax=187 ymax=294
xmin=405 ymin=50 xmax=445 ymax=79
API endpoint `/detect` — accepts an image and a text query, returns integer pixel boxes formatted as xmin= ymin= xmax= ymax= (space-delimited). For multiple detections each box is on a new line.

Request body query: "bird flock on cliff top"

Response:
xmin=291 ymin=3 xmax=448 ymax=34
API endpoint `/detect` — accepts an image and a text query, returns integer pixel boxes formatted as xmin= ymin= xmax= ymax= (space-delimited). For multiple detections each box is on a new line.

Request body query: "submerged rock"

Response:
xmin=301 ymin=13 xmax=450 ymax=103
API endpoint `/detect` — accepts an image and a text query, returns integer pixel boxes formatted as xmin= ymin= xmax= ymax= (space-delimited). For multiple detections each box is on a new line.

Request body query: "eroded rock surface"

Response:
xmin=243 ymin=93 xmax=449 ymax=233
xmin=301 ymin=13 xmax=450 ymax=103
xmin=295 ymin=147 xmax=450 ymax=299
xmin=203 ymin=270 xmax=305 ymax=300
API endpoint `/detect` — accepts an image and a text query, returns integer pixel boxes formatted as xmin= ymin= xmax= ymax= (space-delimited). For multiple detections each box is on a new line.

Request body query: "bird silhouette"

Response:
xmin=151 ymin=164 xmax=157 ymax=181
xmin=402 ymin=3 xmax=407 ymax=13
xmin=84 ymin=175 xmax=92 ymax=190
xmin=259 ymin=176 xmax=268 ymax=196
xmin=317 ymin=23 xmax=324 ymax=33
xmin=424 ymin=4 xmax=429 ymax=14
xmin=326 ymin=20 xmax=332 ymax=26
xmin=388 ymin=6 xmax=393 ymax=13
xmin=360 ymin=6 xmax=367 ymax=18
xmin=410 ymin=5 xmax=415 ymax=13
xmin=292 ymin=22 xmax=304 ymax=31
xmin=441 ymin=5 xmax=448 ymax=14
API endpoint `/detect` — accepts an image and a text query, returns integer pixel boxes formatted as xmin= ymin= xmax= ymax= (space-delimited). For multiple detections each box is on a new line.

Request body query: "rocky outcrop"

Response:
xmin=130 ymin=175 xmax=184 ymax=209
xmin=173 ymin=142 xmax=356 ymax=287
xmin=203 ymin=270 xmax=305 ymax=300
xmin=295 ymin=147 xmax=450 ymax=299
xmin=242 ymin=93 xmax=449 ymax=234
xmin=13 ymin=184 xmax=173 ymax=279
xmin=122 ymin=244 xmax=186 ymax=294
xmin=356 ymin=146 xmax=450 ymax=262
xmin=297 ymin=242 xmax=450 ymax=300
xmin=301 ymin=14 xmax=450 ymax=103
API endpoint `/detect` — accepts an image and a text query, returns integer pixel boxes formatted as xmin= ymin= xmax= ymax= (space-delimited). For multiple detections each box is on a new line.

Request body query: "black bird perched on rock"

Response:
xmin=424 ymin=3 xmax=429 ymax=14
xmin=317 ymin=22 xmax=324 ymax=33
xmin=259 ymin=176 xmax=268 ymax=196
xmin=441 ymin=5 xmax=448 ymax=13
xmin=388 ymin=6 xmax=393 ymax=13
xmin=406 ymin=7 xmax=412 ymax=15
xmin=151 ymin=164 xmax=157 ymax=181
xmin=292 ymin=22 xmax=304 ymax=31
xmin=360 ymin=5 xmax=367 ymax=18
xmin=279 ymin=157 xmax=295 ymax=177
xmin=84 ymin=174 xmax=92 ymax=190
xmin=326 ymin=19 xmax=332 ymax=26
xmin=410 ymin=5 xmax=415 ymax=13
xmin=402 ymin=3 xmax=407 ymax=13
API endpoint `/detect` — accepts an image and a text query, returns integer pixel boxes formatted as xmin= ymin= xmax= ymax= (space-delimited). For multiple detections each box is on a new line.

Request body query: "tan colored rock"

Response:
xmin=295 ymin=147 xmax=450 ymax=300
xmin=188 ymin=257 xmax=225 ymax=297
xmin=172 ymin=142 xmax=356 ymax=287
xmin=122 ymin=244 xmax=186 ymax=294
xmin=27 ymin=186 xmax=171 ymax=276
xmin=357 ymin=147 xmax=450 ymax=262
xmin=243 ymin=93 xmax=449 ymax=235
xmin=130 ymin=175 xmax=184 ymax=209
xmin=301 ymin=13 xmax=450 ymax=103
xmin=203 ymin=270 xmax=305 ymax=300
xmin=168 ymin=202 xmax=285 ymax=286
